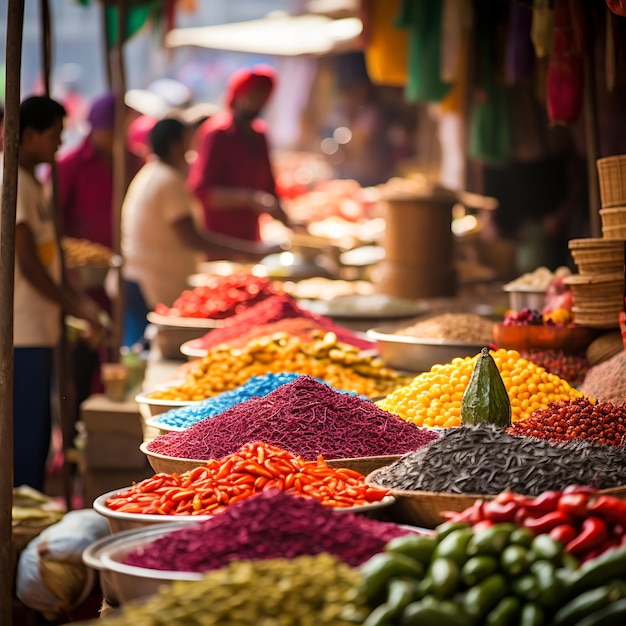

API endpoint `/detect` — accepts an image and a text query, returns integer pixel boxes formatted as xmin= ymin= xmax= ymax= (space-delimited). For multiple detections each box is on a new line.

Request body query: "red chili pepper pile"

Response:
xmin=506 ymin=397 xmax=626 ymax=446
xmin=154 ymin=273 xmax=282 ymax=319
xmin=444 ymin=486 xmax=626 ymax=562
xmin=106 ymin=441 xmax=388 ymax=516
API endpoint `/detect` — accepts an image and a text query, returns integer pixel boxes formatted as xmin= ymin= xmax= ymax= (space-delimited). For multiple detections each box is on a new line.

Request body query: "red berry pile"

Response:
xmin=507 ymin=397 xmax=626 ymax=446
xmin=520 ymin=349 xmax=589 ymax=387
xmin=503 ymin=308 xmax=544 ymax=326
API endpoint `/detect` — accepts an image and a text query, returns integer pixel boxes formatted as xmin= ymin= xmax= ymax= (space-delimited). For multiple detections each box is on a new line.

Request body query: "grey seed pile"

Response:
xmin=371 ymin=424 xmax=626 ymax=496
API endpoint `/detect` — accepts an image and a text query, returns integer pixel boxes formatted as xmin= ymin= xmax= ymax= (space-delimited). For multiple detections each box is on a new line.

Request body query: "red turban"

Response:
xmin=226 ymin=65 xmax=276 ymax=109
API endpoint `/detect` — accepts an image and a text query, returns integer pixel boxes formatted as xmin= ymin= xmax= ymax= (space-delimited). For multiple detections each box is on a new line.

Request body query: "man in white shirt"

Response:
xmin=121 ymin=117 xmax=279 ymax=346
xmin=14 ymin=96 xmax=104 ymax=490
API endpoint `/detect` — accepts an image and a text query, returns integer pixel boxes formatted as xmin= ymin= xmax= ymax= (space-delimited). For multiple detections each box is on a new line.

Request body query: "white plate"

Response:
xmin=298 ymin=294 xmax=428 ymax=321
xmin=179 ymin=339 xmax=209 ymax=358
xmin=147 ymin=311 xmax=226 ymax=330
xmin=135 ymin=384 xmax=199 ymax=417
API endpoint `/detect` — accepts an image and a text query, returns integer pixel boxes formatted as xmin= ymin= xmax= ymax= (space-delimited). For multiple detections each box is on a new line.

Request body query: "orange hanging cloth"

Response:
xmin=362 ymin=0 xmax=409 ymax=87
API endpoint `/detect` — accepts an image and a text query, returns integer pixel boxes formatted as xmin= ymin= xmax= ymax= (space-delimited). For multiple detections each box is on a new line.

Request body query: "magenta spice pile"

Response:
xmin=191 ymin=293 xmax=374 ymax=351
xmin=146 ymin=376 xmax=438 ymax=461
xmin=123 ymin=490 xmax=412 ymax=571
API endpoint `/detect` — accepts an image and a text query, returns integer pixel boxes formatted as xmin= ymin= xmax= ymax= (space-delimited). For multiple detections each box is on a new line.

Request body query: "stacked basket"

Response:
xmin=562 ymin=156 xmax=626 ymax=328
xmin=597 ymin=154 xmax=626 ymax=239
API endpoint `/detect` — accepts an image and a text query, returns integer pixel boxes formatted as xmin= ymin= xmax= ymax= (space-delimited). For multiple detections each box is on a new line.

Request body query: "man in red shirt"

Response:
xmin=57 ymin=91 xmax=142 ymax=249
xmin=188 ymin=65 xmax=290 ymax=245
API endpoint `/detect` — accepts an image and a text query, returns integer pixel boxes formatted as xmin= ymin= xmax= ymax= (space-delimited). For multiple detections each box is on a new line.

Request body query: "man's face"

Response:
xmin=233 ymin=87 xmax=271 ymax=122
xmin=32 ymin=118 xmax=64 ymax=163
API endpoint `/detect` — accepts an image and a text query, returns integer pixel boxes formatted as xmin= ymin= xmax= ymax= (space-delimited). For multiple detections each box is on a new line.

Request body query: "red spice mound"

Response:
xmin=154 ymin=273 xmax=282 ymax=319
xmin=122 ymin=490 xmax=412 ymax=571
xmin=520 ymin=349 xmax=589 ymax=387
xmin=146 ymin=375 xmax=438 ymax=461
xmin=190 ymin=293 xmax=374 ymax=350
xmin=507 ymin=397 xmax=626 ymax=446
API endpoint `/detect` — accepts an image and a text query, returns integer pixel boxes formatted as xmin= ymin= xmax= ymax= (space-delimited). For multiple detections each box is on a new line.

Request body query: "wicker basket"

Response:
xmin=141 ymin=443 xmax=401 ymax=478
xmin=365 ymin=468 xmax=626 ymax=529
xmin=602 ymin=224 xmax=626 ymax=240
xmin=600 ymin=206 xmax=626 ymax=228
xmin=568 ymin=238 xmax=625 ymax=274
xmin=597 ymin=155 xmax=626 ymax=207
xmin=586 ymin=331 xmax=626 ymax=365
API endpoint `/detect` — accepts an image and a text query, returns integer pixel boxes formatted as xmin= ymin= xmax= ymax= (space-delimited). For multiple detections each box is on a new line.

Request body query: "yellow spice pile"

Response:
xmin=377 ymin=348 xmax=585 ymax=428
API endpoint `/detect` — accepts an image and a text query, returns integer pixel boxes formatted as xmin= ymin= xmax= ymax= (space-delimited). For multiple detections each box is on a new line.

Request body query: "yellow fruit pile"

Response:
xmin=377 ymin=348 xmax=585 ymax=428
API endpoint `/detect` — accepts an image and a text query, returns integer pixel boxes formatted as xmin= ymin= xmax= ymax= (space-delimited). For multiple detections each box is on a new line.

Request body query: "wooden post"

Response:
xmin=0 ymin=1 xmax=25 ymax=623
xmin=110 ymin=0 xmax=128 ymax=361
xmin=582 ymin=2 xmax=602 ymax=238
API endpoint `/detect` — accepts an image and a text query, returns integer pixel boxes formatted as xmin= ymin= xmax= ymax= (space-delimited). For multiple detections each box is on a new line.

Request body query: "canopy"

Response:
xmin=164 ymin=13 xmax=363 ymax=57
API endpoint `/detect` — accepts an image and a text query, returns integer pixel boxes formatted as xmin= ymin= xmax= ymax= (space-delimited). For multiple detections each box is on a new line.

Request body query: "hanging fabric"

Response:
xmin=440 ymin=0 xmax=466 ymax=83
xmin=606 ymin=7 xmax=617 ymax=92
xmin=546 ymin=0 xmax=584 ymax=124
xmin=531 ymin=0 xmax=555 ymax=58
xmin=606 ymin=1 xmax=626 ymax=17
xmin=362 ymin=0 xmax=409 ymax=87
xmin=505 ymin=2 xmax=534 ymax=84
xmin=396 ymin=0 xmax=452 ymax=103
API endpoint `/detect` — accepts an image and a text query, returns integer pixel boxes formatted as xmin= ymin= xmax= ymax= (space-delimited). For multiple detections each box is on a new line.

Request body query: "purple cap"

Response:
xmin=87 ymin=91 xmax=116 ymax=130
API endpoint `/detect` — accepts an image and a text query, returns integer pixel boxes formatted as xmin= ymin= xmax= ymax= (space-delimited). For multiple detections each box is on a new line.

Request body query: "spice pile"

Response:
xmin=580 ymin=349 xmax=626 ymax=405
xmin=88 ymin=554 xmax=368 ymax=625
xmin=377 ymin=348 xmax=584 ymax=427
xmin=123 ymin=490 xmax=410 ymax=572
xmin=107 ymin=441 xmax=388 ymax=515
xmin=392 ymin=312 xmax=495 ymax=344
xmin=153 ymin=273 xmax=281 ymax=319
xmin=507 ymin=398 xmax=626 ymax=446
xmin=445 ymin=488 xmax=626 ymax=563
xmin=61 ymin=237 xmax=114 ymax=267
xmin=370 ymin=425 xmax=626 ymax=496
xmin=188 ymin=293 xmax=374 ymax=351
xmin=147 ymin=376 xmax=437 ymax=460
xmin=148 ymin=333 xmax=410 ymax=400
xmin=520 ymin=349 xmax=589 ymax=387
xmin=150 ymin=373 xmax=360 ymax=431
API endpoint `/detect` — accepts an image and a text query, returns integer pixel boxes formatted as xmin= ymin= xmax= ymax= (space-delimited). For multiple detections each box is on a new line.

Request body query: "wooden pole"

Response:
xmin=582 ymin=2 xmax=602 ymax=238
xmin=0 ymin=2 xmax=25 ymax=623
xmin=110 ymin=0 xmax=128 ymax=361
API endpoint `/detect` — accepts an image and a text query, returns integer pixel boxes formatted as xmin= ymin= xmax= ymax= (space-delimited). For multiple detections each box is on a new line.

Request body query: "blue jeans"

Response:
xmin=14 ymin=347 xmax=53 ymax=491
xmin=123 ymin=279 xmax=150 ymax=348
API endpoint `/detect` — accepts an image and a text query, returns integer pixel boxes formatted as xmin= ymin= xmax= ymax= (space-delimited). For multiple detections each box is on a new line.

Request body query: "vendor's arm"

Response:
xmin=172 ymin=216 xmax=282 ymax=261
xmin=15 ymin=223 xmax=105 ymax=329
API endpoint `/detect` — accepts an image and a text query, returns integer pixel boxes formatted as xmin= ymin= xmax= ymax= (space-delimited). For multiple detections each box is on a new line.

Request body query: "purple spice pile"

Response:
xmin=123 ymin=490 xmax=413 ymax=571
xmin=146 ymin=376 xmax=439 ymax=460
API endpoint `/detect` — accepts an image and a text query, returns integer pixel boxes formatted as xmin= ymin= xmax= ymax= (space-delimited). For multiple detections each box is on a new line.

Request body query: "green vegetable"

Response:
xmin=486 ymin=595 xmax=522 ymax=626
xmin=400 ymin=600 xmax=467 ymax=626
xmin=569 ymin=546 xmax=626 ymax=594
xmin=435 ymin=520 xmax=472 ymax=541
xmin=512 ymin=575 xmax=541 ymax=602
xmin=362 ymin=603 xmax=396 ymax=626
xmin=386 ymin=533 xmax=438 ymax=565
xmin=500 ymin=544 xmax=530 ymax=577
xmin=361 ymin=553 xmax=424 ymax=602
xmin=460 ymin=347 xmax=512 ymax=427
xmin=519 ymin=602 xmax=545 ymax=626
xmin=463 ymin=573 xmax=508 ymax=622
xmin=386 ymin=578 xmax=420 ymax=616
xmin=530 ymin=560 xmax=567 ymax=609
xmin=467 ymin=524 xmax=516 ymax=556
xmin=553 ymin=581 xmax=626 ymax=626
xmin=509 ymin=527 xmax=535 ymax=548
xmin=572 ymin=597 xmax=626 ymax=626
xmin=529 ymin=534 xmax=563 ymax=563
xmin=433 ymin=528 xmax=474 ymax=565
xmin=428 ymin=558 xmax=460 ymax=599
xmin=461 ymin=555 xmax=500 ymax=587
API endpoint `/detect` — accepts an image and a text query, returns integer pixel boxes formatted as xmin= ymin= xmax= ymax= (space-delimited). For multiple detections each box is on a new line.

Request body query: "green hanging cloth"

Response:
xmin=467 ymin=13 xmax=513 ymax=167
xmin=396 ymin=0 xmax=452 ymax=103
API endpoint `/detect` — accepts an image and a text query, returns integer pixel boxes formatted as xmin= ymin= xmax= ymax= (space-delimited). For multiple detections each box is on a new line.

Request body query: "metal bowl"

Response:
xmin=83 ymin=522 xmax=202 ymax=604
xmin=93 ymin=488 xmax=214 ymax=534
xmin=367 ymin=327 xmax=484 ymax=373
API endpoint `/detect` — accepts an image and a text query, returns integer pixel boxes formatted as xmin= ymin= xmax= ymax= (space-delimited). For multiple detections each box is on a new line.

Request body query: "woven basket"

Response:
xmin=600 ymin=206 xmax=626 ymax=228
xmin=141 ymin=443 xmax=401 ymax=478
xmin=586 ymin=331 xmax=625 ymax=365
xmin=366 ymin=468 xmax=626 ymax=529
xmin=597 ymin=155 xmax=626 ymax=207
xmin=572 ymin=306 xmax=621 ymax=329
xmin=568 ymin=238 xmax=625 ymax=274
xmin=602 ymin=224 xmax=626 ymax=240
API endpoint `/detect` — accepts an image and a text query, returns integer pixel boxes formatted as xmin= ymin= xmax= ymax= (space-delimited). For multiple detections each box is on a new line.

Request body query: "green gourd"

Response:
xmin=461 ymin=347 xmax=512 ymax=427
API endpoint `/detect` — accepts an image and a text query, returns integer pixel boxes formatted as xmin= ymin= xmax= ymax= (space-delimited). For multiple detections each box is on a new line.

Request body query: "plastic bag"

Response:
xmin=16 ymin=509 xmax=109 ymax=620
